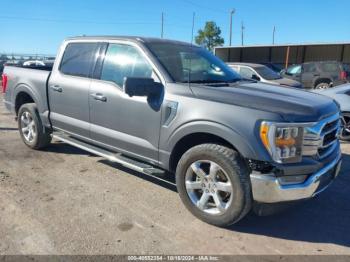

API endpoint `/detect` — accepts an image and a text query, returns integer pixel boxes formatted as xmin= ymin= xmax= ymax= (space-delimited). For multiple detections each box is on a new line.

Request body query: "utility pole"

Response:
xmin=191 ymin=12 xmax=195 ymax=44
xmin=161 ymin=12 xmax=164 ymax=38
xmin=229 ymin=9 xmax=235 ymax=46
xmin=272 ymin=26 xmax=276 ymax=45
xmin=241 ymin=21 xmax=245 ymax=46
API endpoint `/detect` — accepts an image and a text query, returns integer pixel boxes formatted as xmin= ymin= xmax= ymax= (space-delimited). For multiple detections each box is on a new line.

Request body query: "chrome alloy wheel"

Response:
xmin=185 ymin=160 xmax=233 ymax=215
xmin=20 ymin=111 xmax=37 ymax=143
xmin=340 ymin=114 xmax=350 ymax=139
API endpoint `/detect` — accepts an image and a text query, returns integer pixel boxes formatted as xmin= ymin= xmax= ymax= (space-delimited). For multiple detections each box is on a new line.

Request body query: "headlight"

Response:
xmin=260 ymin=122 xmax=305 ymax=163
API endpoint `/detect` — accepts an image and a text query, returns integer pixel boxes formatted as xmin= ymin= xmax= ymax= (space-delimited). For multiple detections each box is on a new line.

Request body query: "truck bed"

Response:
xmin=3 ymin=65 xmax=51 ymax=125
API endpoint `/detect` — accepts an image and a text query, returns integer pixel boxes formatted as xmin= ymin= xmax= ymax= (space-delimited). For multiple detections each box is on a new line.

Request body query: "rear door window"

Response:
xmin=59 ymin=43 xmax=99 ymax=77
xmin=100 ymin=43 xmax=153 ymax=87
xmin=319 ymin=62 xmax=340 ymax=72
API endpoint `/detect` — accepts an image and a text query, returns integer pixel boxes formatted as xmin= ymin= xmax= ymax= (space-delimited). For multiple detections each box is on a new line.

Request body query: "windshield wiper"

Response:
xmin=181 ymin=79 xmax=241 ymax=84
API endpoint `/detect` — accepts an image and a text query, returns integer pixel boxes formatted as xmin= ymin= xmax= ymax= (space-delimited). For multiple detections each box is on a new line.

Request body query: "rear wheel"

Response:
xmin=176 ymin=144 xmax=252 ymax=227
xmin=315 ymin=82 xmax=330 ymax=89
xmin=340 ymin=112 xmax=350 ymax=141
xmin=18 ymin=103 xmax=52 ymax=149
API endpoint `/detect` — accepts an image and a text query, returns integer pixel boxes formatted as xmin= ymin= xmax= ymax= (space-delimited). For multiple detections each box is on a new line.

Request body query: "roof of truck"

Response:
xmin=66 ymin=35 xmax=195 ymax=46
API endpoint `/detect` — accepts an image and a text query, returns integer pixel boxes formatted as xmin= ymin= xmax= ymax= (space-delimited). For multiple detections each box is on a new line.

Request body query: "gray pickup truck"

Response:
xmin=2 ymin=36 xmax=342 ymax=226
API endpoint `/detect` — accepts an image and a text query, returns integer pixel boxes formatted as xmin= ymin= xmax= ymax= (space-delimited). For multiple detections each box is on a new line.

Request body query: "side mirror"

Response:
xmin=123 ymin=77 xmax=162 ymax=97
xmin=251 ymin=74 xmax=261 ymax=81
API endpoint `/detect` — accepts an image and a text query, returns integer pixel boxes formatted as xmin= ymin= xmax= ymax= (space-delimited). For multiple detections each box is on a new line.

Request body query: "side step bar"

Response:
xmin=52 ymin=133 xmax=165 ymax=176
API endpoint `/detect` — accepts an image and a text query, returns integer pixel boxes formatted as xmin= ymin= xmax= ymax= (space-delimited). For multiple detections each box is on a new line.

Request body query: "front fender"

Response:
xmin=167 ymin=120 xmax=260 ymax=160
xmin=335 ymin=95 xmax=350 ymax=113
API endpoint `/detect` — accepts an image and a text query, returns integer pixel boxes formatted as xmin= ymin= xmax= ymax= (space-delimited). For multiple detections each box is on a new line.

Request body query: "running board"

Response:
xmin=52 ymin=133 xmax=165 ymax=176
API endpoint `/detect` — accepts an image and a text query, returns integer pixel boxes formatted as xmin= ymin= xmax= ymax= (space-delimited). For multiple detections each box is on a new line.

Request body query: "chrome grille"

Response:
xmin=303 ymin=114 xmax=340 ymax=159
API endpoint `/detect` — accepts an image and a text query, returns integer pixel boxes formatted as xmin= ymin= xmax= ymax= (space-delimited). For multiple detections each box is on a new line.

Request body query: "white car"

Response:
xmin=313 ymin=84 xmax=350 ymax=141
xmin=23 ymin=60 xmax=45 ymax=67
xmin=227 ymin=62 xmax=302 ymax=88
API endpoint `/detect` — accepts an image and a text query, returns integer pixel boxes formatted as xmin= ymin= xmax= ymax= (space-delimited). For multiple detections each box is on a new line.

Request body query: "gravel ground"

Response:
xmin=0 ymin=92 xmax=349 ymax=255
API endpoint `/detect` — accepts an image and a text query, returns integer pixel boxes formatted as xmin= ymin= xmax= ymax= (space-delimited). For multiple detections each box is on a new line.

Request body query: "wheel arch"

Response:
xmin=314 ymin=78 xmax=332 ymax=88
xmin=13 ymin=84 xmax=39 ymax=115
xmin=166 ymin=121 xmax=259 ymax=172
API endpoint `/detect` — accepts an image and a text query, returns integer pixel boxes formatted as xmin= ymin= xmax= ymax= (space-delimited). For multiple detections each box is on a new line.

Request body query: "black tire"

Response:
xmin=315 ymin=82 xmax=330 ymax=89
xmin=340 ymin=112 xmax=350 ymax=141
xmin=18 ymin=103 xmax=52 ymax=149
xmin=176 ymin=144 xmax=252 ymax=227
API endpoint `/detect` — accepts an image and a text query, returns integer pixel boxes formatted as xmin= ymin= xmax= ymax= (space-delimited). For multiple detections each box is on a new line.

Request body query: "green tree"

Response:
xmin=195 ymin=21 xmax=224 ymax=51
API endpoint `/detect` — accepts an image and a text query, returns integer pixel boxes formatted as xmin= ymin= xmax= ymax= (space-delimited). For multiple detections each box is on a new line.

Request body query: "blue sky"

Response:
xmin=1 ymin=0 xmax=350 ymax=55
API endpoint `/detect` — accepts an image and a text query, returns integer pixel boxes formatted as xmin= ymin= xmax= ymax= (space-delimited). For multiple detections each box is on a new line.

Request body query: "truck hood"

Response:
xmin=190 ymin=82 xmax=339 ymax=122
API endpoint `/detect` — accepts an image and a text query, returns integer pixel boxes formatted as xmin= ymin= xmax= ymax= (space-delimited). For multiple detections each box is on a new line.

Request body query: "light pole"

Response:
xmin=272 ymin=26 xmax=276 ymax=45
xmin=229 ymin=9 xmax=235 ymax=46
xmin=161 ymin=12 xmax=164 ymax=38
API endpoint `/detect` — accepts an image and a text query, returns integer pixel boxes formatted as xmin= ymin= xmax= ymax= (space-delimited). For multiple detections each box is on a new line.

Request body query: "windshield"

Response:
xmin=254 ymin=66 xmax=282 ymax=80
xmin=146 ymin=42 xmax=241 ymax=83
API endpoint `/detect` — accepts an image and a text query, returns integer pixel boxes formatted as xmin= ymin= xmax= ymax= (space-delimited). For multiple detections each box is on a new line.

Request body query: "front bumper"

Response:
xmin=250 ymin=150 xmax=342 ymax=203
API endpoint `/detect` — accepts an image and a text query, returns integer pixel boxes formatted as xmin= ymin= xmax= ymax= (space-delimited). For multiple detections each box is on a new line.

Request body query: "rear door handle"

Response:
xmin=91 ymin=93 xmax=107 ymax=102
xmin=51 ymin=85 xmax=62 ymax=92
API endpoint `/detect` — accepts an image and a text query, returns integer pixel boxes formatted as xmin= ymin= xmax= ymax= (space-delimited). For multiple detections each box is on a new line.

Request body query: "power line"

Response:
xmin=180 ymin=0 xmax=228 ymax=14
xmin=0 ymin=15 xmax=159 ymax=25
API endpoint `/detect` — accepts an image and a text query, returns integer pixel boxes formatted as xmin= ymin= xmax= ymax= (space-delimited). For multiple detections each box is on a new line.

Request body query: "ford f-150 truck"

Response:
xmin=2 ymin=36 xmax=342 ymax=226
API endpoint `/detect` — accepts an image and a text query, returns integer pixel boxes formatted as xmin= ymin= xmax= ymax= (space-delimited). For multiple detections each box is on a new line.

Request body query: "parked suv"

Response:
xmin=281 ymin=61 xmax=350 ymax=89
xmin=227 ymin=63 xmax=302 ymax=88
xmin=2 ymin=36 xmax=342 ymax=226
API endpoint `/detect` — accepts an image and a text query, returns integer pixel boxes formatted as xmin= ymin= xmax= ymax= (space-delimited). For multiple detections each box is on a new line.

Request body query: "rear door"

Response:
xmin=319 ymin=62 xmax=343 ymax=86
xmin=48 ymin=42 xmax=99 ymax=137
xmin=301 ymin=63 xmax=317 ymax=88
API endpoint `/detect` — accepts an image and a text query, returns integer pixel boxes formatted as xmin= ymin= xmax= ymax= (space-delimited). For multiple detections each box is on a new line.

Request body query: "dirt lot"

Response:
xmin=0 ymin=92 xmax=349 ymax=255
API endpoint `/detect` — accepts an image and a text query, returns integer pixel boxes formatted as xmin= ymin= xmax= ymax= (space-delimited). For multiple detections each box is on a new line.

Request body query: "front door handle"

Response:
xmin=51 ymin=85 xmax=62 ymax=92
xmin=91 ymin=93 xmax=107 ymax=102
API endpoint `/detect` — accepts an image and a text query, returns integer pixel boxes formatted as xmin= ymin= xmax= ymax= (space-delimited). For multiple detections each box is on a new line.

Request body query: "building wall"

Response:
xmin=215 ymin=44 xmax=350 ymax=66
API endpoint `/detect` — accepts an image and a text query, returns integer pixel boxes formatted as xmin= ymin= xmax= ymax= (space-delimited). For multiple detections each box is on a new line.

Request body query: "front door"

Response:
xmin=89 ymin=42 xmax=163 ymax=164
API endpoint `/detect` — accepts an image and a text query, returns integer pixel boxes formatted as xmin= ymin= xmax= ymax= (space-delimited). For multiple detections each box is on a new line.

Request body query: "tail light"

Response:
xmin=2 ymin=74 xmax=8 ymax=93
xmin=340 ymin=71 xmax=347 ymax=80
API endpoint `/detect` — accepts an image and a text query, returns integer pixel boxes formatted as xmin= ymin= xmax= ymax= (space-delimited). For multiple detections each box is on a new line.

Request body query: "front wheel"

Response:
xmin=176 ymin=144 xmax=252 ymax=227
xmin=340 ymin=112 xmax=350 ymax=141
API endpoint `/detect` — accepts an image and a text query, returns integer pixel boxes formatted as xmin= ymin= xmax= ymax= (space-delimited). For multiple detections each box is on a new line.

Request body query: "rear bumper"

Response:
xmin=250 ymin=150 xmax=342 ymax=203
